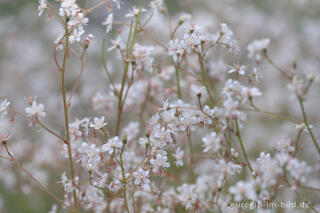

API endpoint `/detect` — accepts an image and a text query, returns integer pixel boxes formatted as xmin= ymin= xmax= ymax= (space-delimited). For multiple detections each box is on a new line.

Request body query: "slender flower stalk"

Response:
xmin=2 ymin=141 xmax=74 ymax=212
xmin=297 ymin=96 xmax=320 ymax=155
xmin=115 ymin=9 xmax=142 ymax=136
xmin=198 ymin=53 xmax=214 ymax=106
xmin=235 ymin=120 xmax=253 ymax=173
xmin=119 ymin=136 xmax=130 ymax=213
xmin=61 ymin=17 xmax=79 ymax=213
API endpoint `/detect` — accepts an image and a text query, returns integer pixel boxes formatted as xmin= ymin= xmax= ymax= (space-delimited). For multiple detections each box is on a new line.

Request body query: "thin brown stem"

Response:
xmin=35 ymin=116 xmax=67 ymax=144
xmin=2 ymin=141 xmax=74 ymax=212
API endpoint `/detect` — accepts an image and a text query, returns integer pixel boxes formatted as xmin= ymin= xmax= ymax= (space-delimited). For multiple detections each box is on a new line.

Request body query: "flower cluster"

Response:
xmin=1 ymin=0 xmax=320 ymax=212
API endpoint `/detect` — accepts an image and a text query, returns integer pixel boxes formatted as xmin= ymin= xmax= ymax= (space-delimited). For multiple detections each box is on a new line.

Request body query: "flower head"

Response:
xmin=25 ymin=101 xmax=46 ymax=117
xmin=89 ymin=116 xmax=108 ymax=130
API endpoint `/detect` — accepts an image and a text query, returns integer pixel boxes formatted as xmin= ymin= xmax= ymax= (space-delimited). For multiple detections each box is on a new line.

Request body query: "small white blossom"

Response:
xmin=247 ymin=38 xmax=270 ymax=61
xmin=25 ymin=101 xmax=46 ymax=117
xmin=89 ymin=116 xmax=108 ymax=130
xmin=242 ymin=87 xmax=262 ymax=98
xmin=0 ymin=99 xmax=10 ymax=117
xmin=177 ymin=184 xmax=197 ymax=209
xmin=125 ymin=6 xmax=146 ymax=18
xmin=38 ymin=0 xmax=48 ymax=16
xmin=48 ymin=204 xmax=57 ymax=213
xmin=102 ymin=136 xmax=123 ymax=154
xmin=228 ymin=64 xmax=248 ymax=75
xmin=102 ymin=13 xmax=113 ymax=33
xmin=295 ymin=123 xmax=313 ymax=132
xmin=229 ymin=181 xmax=257 ymax=201
xmin=150 ymin=153 xmax=170 ymax=173
xmin=202 ymin=132 xmax=222 ymax=153
xmin=173 ymin=147 xmax=184 ymax=166
xmin=133 ymin=167 xmax=150 ymax=185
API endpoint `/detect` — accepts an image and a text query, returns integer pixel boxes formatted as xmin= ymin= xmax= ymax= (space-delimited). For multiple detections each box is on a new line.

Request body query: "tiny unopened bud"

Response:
xmin=122 ymin=133 xmax=127 ymax=144
xmin=146 ymin=128 xmax=152 ymax=138
xmin=27 ymin=96 xmax=34 ymax=105
xmin=292 ymin=61 xmax=297 ymax=70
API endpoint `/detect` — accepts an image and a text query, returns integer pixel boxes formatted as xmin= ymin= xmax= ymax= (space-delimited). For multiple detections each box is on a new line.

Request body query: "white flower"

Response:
xmin=274 ymin=137 xmax=295 ymax=153
xmin=108 ymin=37 xmax=123 ymax=51
xmin=177 ymin=184 xmax=197 ymax=209
xmin=252 ymin=67 xmax=263 ymax=82
xmin=133 ymin=167 xmax=150 ymax=185
xmin=150 ymin=0 xmax=165 ymax=12
xmin=228 ymin=64 xmax=248 ymax=75
xmin=48 ymin=204 xmax=57 ymax=213
xmin=150 ymin=153 xmax=170 ymax=173
xmin=69 ymin=28 xmax=85 ymax=44
xmin=102 ymin=13 xmax=113 ymax=33
xmin=113 ymin=0 xmax=121 ymax=9
xmin=59 ymin=172 xmax=78 ymax=193
xmin=0 ymin=99 xmax=10 ymax=117
xmin=132 ymin=44 xmax=154 ymax=72
xmin=179 ymin=13 xmax=192 ymax=24
xmin=125 ymin=6 xmax=146 ymax=18
xmin=220 ymin=23 xmax=234 ymax=39
xmin=287 ymin=76 xmax=305 ymax=97
xmin=247 ymin=38 xmax=270 ymax=61
xmin=25 ymin=101 xmax=46 ymax=117
xmin=173 ymin=147 xmax=184 ymax=167
xmin=168 ymin=39 xmax=186 ymax=56
xmin=229 ymin=181 xmax=257 ymax=201
xmin=89 ymin=116 xmax=108 ymax=130
xmin=38 ymin=0 xmax=47 ymax=16
xmin=242 ymin=87 xmax=262 ymax=98
xmin=295 ymin=123 xmax=313 ymax=132
xmin=202 ymin=132 xmax=221 ymax=153
xmin=286 ymin=159 xmax=311 ymax=190
xmin=102 ymin=136 xmax=123 ymax=154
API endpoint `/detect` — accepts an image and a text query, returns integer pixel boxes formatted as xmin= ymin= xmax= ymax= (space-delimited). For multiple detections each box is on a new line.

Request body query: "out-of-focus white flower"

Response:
xmin=0 ymin=99 xmax=10 ymax=117
xmin=132 ymin=44 xmax=154 ymax=72
xmin=150 ymin=153 xmax=170 ymax=173
xmin=150 ymin=0 xmax=165 ymax=12
xmin=89 ymin=116 xmax=108 ymax=130
xmin=274 ymin=137 xmax=295 ymax=153
xmin=179 ymin=13 xmax=192 ymax=24
xmin=247 ymin=38 xmax=270 ymax=61
xmin=69 ymin=28 xmax=85 ymax=44
xmin=133 ymin=167 xmax=150 ymax=185
xmin=252 ymin=67 xmax=263 ymax=82
xmin=25 ymin=101 xmax=46 ymax=117
xmin=202 ymin=132 xmax=222 ymax=153
xmin=295 ymin=122 xmax=313 ymax=132
xmin=220 ymin=23 xmax=234 ymax=39
xmin=108 ymin=37 xmax=124 ymax=51
xmin=168 ymin=39 xmax=186 ymax=56
xmin=229 ymin=181 xmax=257 ymax=201
xmin=177 ymin=184 xmax=197 ymax=209
xmin=242 ymin=87 xmax=262 ymax=98
xmin=286 ymin=159 xmax=311 ymax=190
xmin=125 ymin=6 xmax=146 ymax=18
xmin=102 ymin=13 xmax=113 ymax=33
xmin=59 ymin=172 xmax=79 ymax=193
xmin=307 ymin=72 xmax=319 ymax=82
xmin=287 ymin=76 xmax=305 ymax=97
xmin=38 ymin=0 xmax=48 ymax=16
xmin=228 ymin=64 xmax=248 ymax=75
xmin=102 ymin=136 xmax=123 ymax=154
xmin=113 ymin=0 xmax=121 ymax=9
xmin=48 ymin=204 xmax=57 ymax=213
xmin=173 ymin=147 xmax=184 ymax=166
